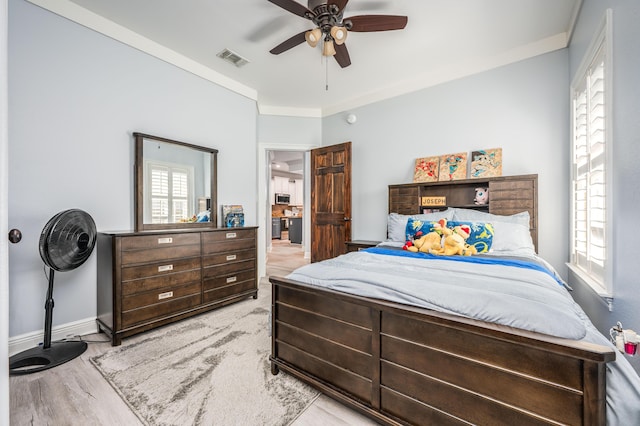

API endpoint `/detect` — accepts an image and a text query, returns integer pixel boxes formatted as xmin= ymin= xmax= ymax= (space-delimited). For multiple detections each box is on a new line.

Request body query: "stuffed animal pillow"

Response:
xmin=446 ymin=221 xmax=494 ymax=253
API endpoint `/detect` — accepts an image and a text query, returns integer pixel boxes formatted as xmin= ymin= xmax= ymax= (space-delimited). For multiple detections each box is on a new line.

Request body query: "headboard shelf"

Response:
xmin=389 ymin=174 xmax=538 ymax=249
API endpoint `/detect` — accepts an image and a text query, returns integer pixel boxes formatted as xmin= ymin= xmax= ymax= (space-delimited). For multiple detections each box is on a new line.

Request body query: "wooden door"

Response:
xmin=310 ymin=142 xmax=352 ymax=262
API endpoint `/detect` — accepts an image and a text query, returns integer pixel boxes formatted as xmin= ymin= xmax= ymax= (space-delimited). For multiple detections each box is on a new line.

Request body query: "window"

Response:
xmin=569 ymin=10 xmax=612 ymax=296
xmin=146 ymin=161 xmax=194 ymax=224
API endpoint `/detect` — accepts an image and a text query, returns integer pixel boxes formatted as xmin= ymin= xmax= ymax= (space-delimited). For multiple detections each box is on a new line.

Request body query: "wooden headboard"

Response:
xmin=388 ymin=174 xmax=538 ymax=251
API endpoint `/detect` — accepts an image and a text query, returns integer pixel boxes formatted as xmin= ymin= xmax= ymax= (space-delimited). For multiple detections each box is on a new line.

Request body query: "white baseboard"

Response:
xmin=8 ymin=317 xmax=98 ymax=357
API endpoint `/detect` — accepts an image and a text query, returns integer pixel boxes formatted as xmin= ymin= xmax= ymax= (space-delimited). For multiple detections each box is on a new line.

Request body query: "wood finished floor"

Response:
xmin=9 ymin=238 xmax=378 ymax=425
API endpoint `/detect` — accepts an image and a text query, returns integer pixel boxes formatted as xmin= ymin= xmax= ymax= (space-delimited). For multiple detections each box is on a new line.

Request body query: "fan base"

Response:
xmin=9 ymin=341 xmax=88 ymax=376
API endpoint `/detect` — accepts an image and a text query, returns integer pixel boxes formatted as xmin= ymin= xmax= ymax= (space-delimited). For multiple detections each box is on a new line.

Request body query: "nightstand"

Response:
xmin=345 ymin=240 xmax=381 ymax=253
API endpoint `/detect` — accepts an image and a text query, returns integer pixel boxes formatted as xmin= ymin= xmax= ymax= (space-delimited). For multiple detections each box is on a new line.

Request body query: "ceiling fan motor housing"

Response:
xmin=308 ymin=1 xmax=344 ymax=33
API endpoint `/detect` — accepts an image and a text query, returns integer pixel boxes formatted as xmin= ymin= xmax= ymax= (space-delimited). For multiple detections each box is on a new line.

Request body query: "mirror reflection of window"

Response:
xmin=147 ymin=162 xmax=194 ymax=223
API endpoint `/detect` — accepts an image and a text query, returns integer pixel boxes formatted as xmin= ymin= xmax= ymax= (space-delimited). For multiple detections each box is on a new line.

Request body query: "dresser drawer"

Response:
xmin=122 ymin=258 xmax=201 ymax=281
xmin=122 ymin=293 xmax=202 ymax=328
xmin=203 ymin=270 xmax=255 ymax=292
xmin=202 ymin=229 xmax=256 ymax=254
xmin=203 ymin=259 xmax=255 ymax=279
xmin=203 ymin=280 xmax=256 ymax=304
xmin=202 ymin=249 xmax=255 ymax=268
xmin=120 ymin=234 xmax=201 ymax=266
xmin=121 ymin=233 xmax=201 ymax=250
xmin=202 ymin=228 xmax=255 ymax=243
xmin=121 ymin=245 xmax=200 ymax=266
xmin=122 ymin=281 xmax=201 ymax=311
xmin=122 ymin=269 xmax=201 ymax=296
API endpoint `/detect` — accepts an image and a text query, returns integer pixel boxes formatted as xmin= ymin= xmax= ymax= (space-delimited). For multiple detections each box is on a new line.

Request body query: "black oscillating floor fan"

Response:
xmin=9 ymin=209 xmax=97 ymax=375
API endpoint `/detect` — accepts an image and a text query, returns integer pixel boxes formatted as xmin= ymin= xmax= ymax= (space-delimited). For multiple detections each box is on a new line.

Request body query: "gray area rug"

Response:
xmin=91 ymin=284 xmax=319 ymax=426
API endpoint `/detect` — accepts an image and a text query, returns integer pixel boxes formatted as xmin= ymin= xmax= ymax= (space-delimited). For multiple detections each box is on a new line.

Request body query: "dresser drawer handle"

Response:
xmin=158 ymin=264 xmax=174 ymax=272
xmin=158 ymin=237 xmax=173 ymax=244
xmin=226 ymin=254 xmax=237 ymax=261
xmin=158 ymin=291 xmax=174 ymax=300
xmin=226 ymin=276 xmax=237 ymax=284
xmin=226 ymin=232 xmax=237 ymax=239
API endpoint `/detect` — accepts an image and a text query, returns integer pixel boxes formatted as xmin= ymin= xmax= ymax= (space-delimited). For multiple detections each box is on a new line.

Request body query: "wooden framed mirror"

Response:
xmin=134 ymin=132 xmax=218 ymax=231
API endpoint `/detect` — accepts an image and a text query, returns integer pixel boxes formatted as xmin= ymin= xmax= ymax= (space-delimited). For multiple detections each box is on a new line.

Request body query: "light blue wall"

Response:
xmin=323 ymin=50 xmax=570 ymax=275
xmin=8 ymin=0 xmax=257 ymax=336
xmin=258 ymin=115 xmax=322 ymax=146
xmin=567 ymin=0 xmax=640 ymax=371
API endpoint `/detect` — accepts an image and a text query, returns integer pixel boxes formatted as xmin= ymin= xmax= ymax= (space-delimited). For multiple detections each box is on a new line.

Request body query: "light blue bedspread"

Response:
xmin=286 ymin=249 xmax=640 ymax=425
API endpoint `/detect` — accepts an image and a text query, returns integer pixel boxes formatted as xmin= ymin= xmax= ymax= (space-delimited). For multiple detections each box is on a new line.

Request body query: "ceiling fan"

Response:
xmin=268 ymin=0 xmax=408 ymax=68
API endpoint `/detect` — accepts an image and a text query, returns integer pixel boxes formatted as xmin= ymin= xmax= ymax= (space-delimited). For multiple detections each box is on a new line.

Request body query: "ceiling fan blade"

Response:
xmin=329 ymin=0 xmax=349 ymax=12
xmin=345 ymin=15 xmax=408 ymax=32
xmin=268 ymin=0 xmax=314 ymax=19
xmin=334 ymin=43 xmax=351 ymax=68
xmin=270 ymin=30 xmax=308 ymax=54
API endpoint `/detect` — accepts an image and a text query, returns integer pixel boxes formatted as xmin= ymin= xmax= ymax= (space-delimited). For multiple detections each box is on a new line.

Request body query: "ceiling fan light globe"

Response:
xmin=323 ymin=40 xmax=336 ymax=56
xmin=330 ymin=26 xmax=347 ymax=45
xmin=305 ymin=28 xmax=322 ymax=48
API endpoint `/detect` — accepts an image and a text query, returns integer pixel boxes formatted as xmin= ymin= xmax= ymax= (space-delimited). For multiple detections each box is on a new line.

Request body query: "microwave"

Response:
xmin=275 ymin=193 xmax=290 ymax=205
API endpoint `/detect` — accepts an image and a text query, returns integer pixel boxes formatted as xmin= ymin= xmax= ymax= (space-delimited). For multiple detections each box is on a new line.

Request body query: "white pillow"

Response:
xmin=451 ymin=208 xmax=530 ymax=228
xmin=387 ymin=209 xmax=454 ymax=242
xmin=451 ymin=208 xmax=534 ymax=254
xmin=491 ymin=221 xmax=536 ymax=253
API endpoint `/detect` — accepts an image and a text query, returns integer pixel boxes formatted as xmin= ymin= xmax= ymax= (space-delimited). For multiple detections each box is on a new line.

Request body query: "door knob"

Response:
xmin=8 ymin=229 xmax=22 ymax=243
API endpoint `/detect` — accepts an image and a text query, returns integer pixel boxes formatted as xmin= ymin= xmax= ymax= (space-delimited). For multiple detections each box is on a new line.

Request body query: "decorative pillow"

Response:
xmin=447 ymin=221 xmax=494 ymax=253
xmin=405 ymin=218 xmax=442 ymax=241
xmin=387 ymin=209 xmax=454 ymax=242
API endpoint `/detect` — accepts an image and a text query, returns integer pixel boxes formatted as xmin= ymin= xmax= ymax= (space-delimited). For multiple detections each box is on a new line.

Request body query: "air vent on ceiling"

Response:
xmin=216 ymin=49 xmax=249 ymax=68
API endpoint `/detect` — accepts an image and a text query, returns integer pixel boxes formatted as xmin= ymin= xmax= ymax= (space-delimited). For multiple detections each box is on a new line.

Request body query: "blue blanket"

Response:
xmin=362 ymin=247 xmax=565 ymax=287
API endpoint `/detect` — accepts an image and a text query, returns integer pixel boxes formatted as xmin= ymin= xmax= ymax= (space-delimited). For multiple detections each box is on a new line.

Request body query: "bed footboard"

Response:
xmin=270 ymin=277 xmax=615 ymax=426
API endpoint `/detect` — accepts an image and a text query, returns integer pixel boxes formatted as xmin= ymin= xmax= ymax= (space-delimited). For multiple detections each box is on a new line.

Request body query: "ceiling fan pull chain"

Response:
xmin=326 ymin=57 xmax=329 ymax=91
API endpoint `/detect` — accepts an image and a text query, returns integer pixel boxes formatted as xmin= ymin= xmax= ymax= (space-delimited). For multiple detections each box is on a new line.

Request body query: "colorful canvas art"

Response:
xmin=470 ymin=148 xmax=502 ymax=178
xmin=438 ymin=152 xmax=467 ymax=181
xmin=413 ymin=156 xmax=440 ymax=182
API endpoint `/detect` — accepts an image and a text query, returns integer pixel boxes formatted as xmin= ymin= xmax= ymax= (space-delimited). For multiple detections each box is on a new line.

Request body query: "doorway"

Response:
xmin=265 ymin=149 xmax=308 ymax=274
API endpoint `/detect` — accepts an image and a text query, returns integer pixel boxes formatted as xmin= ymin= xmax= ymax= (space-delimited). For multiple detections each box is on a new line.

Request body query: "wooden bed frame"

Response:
xmin=269 ymin=175 xmax=616 ymax=425
xmin=269 ymin=276 xmax=615 ymax=425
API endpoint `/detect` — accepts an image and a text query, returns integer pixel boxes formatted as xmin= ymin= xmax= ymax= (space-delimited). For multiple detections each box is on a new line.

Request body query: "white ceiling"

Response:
xmin=32 ymin=0 xmax=581 ymax=117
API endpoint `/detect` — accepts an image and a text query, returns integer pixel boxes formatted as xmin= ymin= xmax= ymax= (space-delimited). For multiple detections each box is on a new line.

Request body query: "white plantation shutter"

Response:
xmin=148 ymin=163 xmax=193 ymax=224
xmin=171 ymin=169 xmax=189 ymax=222
xmin=150 ymin=166 xmax=170 ymax=224
xmin=570 ymin=11 xmax=611 ymax=294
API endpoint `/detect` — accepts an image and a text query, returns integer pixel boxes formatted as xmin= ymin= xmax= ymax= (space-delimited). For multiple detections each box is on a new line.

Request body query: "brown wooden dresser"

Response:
xmin=97 ymin=227 xmax=257 ymax=345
